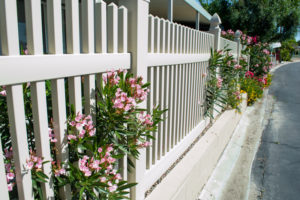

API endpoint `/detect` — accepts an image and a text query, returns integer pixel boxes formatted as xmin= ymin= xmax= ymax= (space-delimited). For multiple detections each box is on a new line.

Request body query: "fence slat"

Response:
xmin=24 ymin=0 xmax=55 ymax=198
xmin=172 ymin=65 xmax=179 ymax=143
xmin=82 ymin=0 xmax=96 ymax=119
xmin=165 ymin=21 xmax=170 ymax=53
xmin=160 ymin=19 xmax=165 ymax=53
xmin=47 ymin=1 xmax=73 ymax=198
xmin=146 ymin=67 xmax=153 ymax=168
xmin=107 ymin=3 xmax=118 ymax=53
xmin=0 ymin=1 xmax=33 ymax=199
xmin=164 ymin=65 xmax=170 ymax=152
xmin=31 ymin=81 xmax=54 ymax=198
xmin=158 ymin=66 xmax=163 ymax=159
xmin=148 ymin=15 xmax=155 ymax=53
xmin=7 ymin=86 xmax=34 ymax=200
xmin=168 ymin=65 xmax=174 ymax=149
xmin=95 ymin=0 xmax=107 ymax=53
xmin=154 ymin=17 xmax=160 ymax=53
xmin=170 ymin=23 xmax=174 ymax=53
xmin=82 ymin=0 xmax=94 ymax=53
xmin=118 ymin=6 xmax=128 ymax=53
xmin=175 ymin=64 xmax=181 ymax=142
xmin=66 ymin=0 xmax=82 ymax=117
xmin=152 ymin=66 xmax=158 ymax=163
xmin=174 ymin=24 xmax=179 ymax=54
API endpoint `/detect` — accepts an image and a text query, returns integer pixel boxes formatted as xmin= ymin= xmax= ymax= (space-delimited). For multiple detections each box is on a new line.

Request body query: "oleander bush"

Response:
xmin=0 ymin=66 xmax=165 ymax=199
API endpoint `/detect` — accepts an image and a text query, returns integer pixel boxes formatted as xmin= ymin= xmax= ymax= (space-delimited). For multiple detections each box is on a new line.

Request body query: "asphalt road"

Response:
xmin=251 ymin=62 xmax=300 ymax=200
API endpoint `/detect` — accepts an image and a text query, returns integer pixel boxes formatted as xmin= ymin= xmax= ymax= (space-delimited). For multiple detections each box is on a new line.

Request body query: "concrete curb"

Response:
xmin=198 ymin=84 xmax=273 ymax=200
xmin=198 ymin=103 xmax=256 ymax=200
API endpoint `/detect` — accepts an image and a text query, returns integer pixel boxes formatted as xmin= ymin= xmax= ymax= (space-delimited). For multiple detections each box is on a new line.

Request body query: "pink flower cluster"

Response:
xmin=113 ymin=88 xmax=136 ymax=112
xmin=25 ymin=150 xmax=43 ymax=171
xmin=4 ymin=148 xmax=15 ymax=191
xmin=234 ymin=64 xmax=242 ymax=70
xmin=128 ymin=77 xmax=149 ymax=102
xmin=102 ymin=69 xmax=121 ymax=86
xmin=245 ymin=71 xmax=254 ymax=78
xmin=48 ymin=128 xmax=57 ymax=143
xmin=233 ymin=91 xmax=241 ymax=100
xmin=68 ymin=113 xmax=95 ymax=141
xmin=263 ymin=49 xmax=270 ymax=55
xmin=52 ymin=161 xmax=66 ymax=177
xmin=217 ymin=77 xmax=223 ymax=88
xmin=138 ymin=112 xmax=153 ymax=127
xmin=138 ymin=141 xmax=151 ymax=148
xmin=77 ymin=145 xmax=122 ymax=193
xmin=0 ymin=86 xmax=6 ymax=97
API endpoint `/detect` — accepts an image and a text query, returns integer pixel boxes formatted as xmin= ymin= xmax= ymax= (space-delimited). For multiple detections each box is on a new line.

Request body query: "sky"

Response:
xmin=296 ymin=28 xmax=300 ymax=42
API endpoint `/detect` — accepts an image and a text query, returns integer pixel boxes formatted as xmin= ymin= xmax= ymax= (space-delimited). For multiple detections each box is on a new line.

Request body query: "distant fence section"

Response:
xmin=0 ymin=0 xmax=242 ymax=200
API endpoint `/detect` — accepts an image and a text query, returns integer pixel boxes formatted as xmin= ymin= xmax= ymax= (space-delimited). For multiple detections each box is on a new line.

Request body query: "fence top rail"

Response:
xmin=220 ymin=37 xmax=237 ymax=44
xmin=149 ymin=14 xmax=214 ymax=37
xmin=0 ymin=53 xmax=130 ymax=86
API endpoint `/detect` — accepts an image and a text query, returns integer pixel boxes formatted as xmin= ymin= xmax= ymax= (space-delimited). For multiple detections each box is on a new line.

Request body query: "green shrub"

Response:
xmin=280 ymin=48 xmax=292 ymax=61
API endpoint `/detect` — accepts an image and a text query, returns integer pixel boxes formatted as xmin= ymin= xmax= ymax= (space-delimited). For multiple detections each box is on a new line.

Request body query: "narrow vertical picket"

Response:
xmin=152 ymin=67 xmax=158 ymax=163
xmin=170 ymin=23 xmax=175 ymax=53
xmin=173 ymin=65 xmax=179 ymax=144
xmin=173 ymin=65 xmax=181 ymax=141
xmin=95 ymin=0 xmax=107 ymax=106
xmin=66 ymin=0 xmax=82 ymax=117
xmin=46 ymin=6 xmax=70 ymax=198
xmin=118 ymin=6 xmax=127 ymax=53
xmin=186 ymin=64 xmax=191 ymax=133
xmin=154 ymin=17 xmax=160 ymax=53
xmin=168 ymin=66 xmax=174 ymax=148
xmin=82 ymin=0 xmax=96 ymax=120
xmin=159 ymin=19 xmax=165 ymax=53
xmin=95 ymin=0 xmax=107 ymax=53
xmin=0 ymin=1 xmax=32 ymax=199
xmin=192 ymin=63 xmax=197 ymax=128
xmin=107 ymin=3 xmax=118 ymax=53
xmin=165 ymin=20 xmax=170 ymax=53
xmin=118 ymin=5 xmax=128 ymax=180
xmin=24 ymin=0 xmax=54 ymax=198
xmin=178 ymin=26 xmax=182 ymax=54
xmin=158 ymin=66 xmax=164 ymax=159
xmin=174 ymin=24 xmax=178 ymax=53
xmin=146 ymin=67 xmax=153 ymax=168
xmin=148 ymin=15 xmax=154 ymax=53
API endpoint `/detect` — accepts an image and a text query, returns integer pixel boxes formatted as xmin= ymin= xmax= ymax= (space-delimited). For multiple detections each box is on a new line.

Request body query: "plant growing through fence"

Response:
xmin=0 ymin=68 xmax=165 ymax=199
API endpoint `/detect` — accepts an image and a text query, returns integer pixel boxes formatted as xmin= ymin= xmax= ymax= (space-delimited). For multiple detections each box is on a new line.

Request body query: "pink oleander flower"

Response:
xmin=6 ymin=172 xmax=15 ymax=180
xmin=234 ymin=64 xmax=242 ymax=70
xmin=221 ymin=31 xmax=226 ymax=36
xmin=217 ymin=77 xmax=223 ymax=88
xmin=138 ymin=112 xmax=154 ymax=126
xmin=202 ymin=73 xmax=207 ymax=77
xmin=227 ymin=29 xmax=234 ymax=35
xmin=100 ymin=177 xmax=107 ymax=182
xmin=262 ymin=49 xmax=270 ymax=55
xmin=0 ymin=89 xmax=7 ymax=97
xmin=245 ymin=71 xmax=254 ymax=78
xmin=138 ymin=141 xmax=151 ymax=148
xmin=7 ymin=183 xmax=14 ymax=191
xmin=108 ymin=184 xmax=118 ymax=192
xmin=25 ymin=151 xmax=44 ymax=171
xmin=4 ymin=148 xmax=13 ymax=160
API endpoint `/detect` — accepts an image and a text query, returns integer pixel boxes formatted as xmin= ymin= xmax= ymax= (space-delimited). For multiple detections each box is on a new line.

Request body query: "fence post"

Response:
xmin=118 ymin=0 xmax=149 ymax=200
xmin=209 ymin=13 xmax=221 ymax=51
xmin=234 ymin=30 xmax=241 ymax=64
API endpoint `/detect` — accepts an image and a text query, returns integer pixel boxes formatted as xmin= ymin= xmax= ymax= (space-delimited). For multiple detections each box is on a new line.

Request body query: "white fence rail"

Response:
xmin=220 ymin=37 xmax=238 ymax=55
xmin=0 ymin=0 xmax=240 ymax=199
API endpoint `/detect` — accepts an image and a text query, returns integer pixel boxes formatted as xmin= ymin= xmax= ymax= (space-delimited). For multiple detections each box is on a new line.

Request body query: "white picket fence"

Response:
xmin=0 ymin=0 xmax=241 ymax=199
